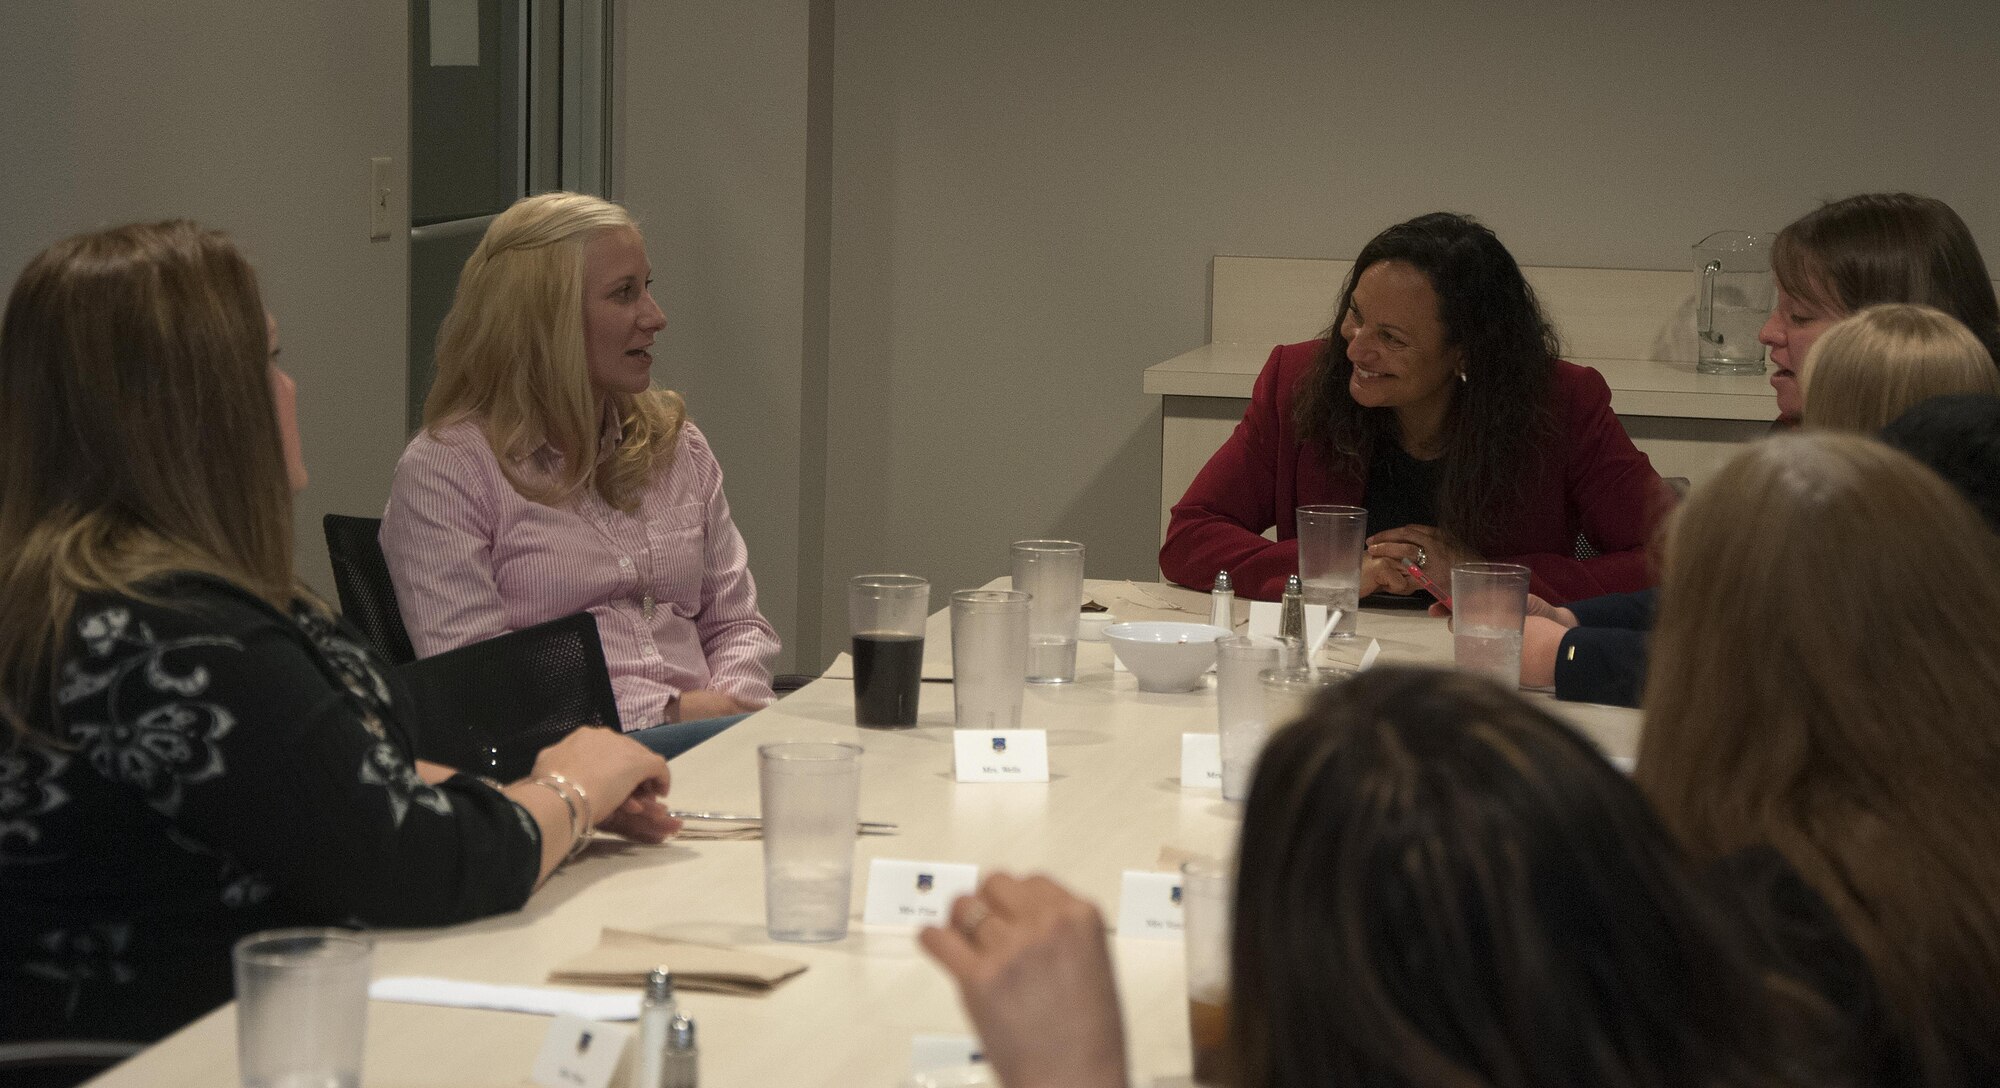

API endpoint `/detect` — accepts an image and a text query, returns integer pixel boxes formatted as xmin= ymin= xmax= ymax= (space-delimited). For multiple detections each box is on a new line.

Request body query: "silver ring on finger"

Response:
xmin=1414 ymin=545 xmax=1428 ymax=570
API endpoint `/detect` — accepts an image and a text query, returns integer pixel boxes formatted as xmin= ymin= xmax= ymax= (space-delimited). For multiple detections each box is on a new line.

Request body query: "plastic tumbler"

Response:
xmin=1295 ymin=504 xmax=1366 ymax=638
xmin=1258 ymin=665 xmax=1351 ymax=734
xmin=950 ymin=589 xmax=1030 ymax=729
xmin=850 ymin=574 xmax=930 ymax=728
xmin=760 ymin=742 xmax=864 ymax=942
xmin=234 ymin=928 xmax=372 ymax=1088
xmin=1010 ymin=540 xmax=1085 ymax=683
xmin=1181 ymin=857 xmax=1232 ymax=1087
xmin=1452 ymin=562 xmax=1530 ymax=689
xmin=1215 ymin=636 xmax=1292 ymax=802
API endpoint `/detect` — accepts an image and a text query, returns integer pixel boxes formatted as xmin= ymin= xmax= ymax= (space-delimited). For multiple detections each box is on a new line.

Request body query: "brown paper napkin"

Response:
xmin=549 ymin=928 xmax=808 ymax=995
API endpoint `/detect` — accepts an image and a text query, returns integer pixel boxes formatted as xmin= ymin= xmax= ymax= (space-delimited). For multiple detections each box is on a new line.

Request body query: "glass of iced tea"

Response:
xmin=1182 ymin=856 xmax=1232 ymax=1086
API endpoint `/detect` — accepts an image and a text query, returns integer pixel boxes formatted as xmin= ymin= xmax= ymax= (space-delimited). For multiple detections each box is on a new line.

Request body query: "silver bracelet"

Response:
xmin=527 ymin=776 xmax=583 ymax=861
xmin=542 ymin=772 xmax=596 ymax=862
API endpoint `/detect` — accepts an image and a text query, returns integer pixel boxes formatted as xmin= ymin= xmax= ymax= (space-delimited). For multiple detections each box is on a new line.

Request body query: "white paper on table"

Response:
xmin=952 ymin=729 xmax=1050 ymax=782
xmin=1246 ymin=600 xmax=1328 ymax=640
xmin=1179 ymin=733 xmax=1221 ymax=790
xmin=1114 ymin=869 xmax=1186 ymax=940
xmin=530 ymin=1014 xmax=631 ymax=1088
xmin=911 ymin=1034 xmax=985 ymax=1074
xmin=370 ymin=977 xmax=641 ymax=1020
xmin=863 ymin=858 xmax=981 ymax=927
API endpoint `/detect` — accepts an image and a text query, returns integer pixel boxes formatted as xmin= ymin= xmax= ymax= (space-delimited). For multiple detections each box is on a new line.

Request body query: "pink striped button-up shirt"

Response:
xmin=381 ymin=417 xmax=778 ymax=730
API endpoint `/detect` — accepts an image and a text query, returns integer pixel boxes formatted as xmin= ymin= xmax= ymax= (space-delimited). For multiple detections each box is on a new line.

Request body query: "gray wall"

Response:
xmin=797 ymin=0 xmax=2000 ymax=667
xmin=8 ymin=2 xmax=1999 ymax=675
xmin=0 ymin=1 xmax=410 ymax=598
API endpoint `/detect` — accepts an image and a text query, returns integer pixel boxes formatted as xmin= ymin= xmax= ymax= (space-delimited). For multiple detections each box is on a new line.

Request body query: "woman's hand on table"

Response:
xmin=1526 ymin=593 xmax=1579 ymax=628
xmin=1366 ymin=524 xmax=1479 ymax=595
xmin=676 ymin=689 xmax=766 ymax=722
xmin=918 ymin=874 xmax=1129 ymax=1088
xmin=530 ymin=726 xmax=681 ymax=843
xmin=1521 ymin=616 xmax=1568 ymax=689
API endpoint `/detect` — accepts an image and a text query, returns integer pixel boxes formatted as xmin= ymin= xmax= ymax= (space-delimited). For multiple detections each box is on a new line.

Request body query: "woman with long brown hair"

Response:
xmin=1159 ymin=212 xmax=1668 ymax=605
xmin=1640 ymin=432 xmax=2000 ymax=1086
xmin=923 ymin=669 xmax=1828 ymax=1088
xmin=0 ymin=221 xmax=679 ymax=1047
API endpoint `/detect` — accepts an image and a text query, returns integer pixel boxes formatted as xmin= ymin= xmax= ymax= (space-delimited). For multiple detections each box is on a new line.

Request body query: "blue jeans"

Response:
xmin=628 ymin=713 xmax=749 ymax=762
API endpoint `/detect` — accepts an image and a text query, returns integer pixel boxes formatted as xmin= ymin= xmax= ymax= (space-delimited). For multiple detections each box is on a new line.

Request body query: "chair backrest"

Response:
xmin=322 ymin=513 xmax=417 ymax=667
xmin=394 ymin=611 xmax=621 ymax=780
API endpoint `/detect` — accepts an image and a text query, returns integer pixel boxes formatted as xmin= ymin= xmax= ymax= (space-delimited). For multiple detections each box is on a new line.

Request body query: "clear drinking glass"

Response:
xmin=760 ymin=742 xmax=865 ymax=942
xmin=1295 ymin=505 xmax=1365 ymax=638
xmin=234 ymin=928 xmax=372 ymax=1088
xmin=950 ymin=589 xmax=1031 ymax=729
xmin=1451 ymin=562 xmax=1530 ymax=689
xmin=1181 ymin=858 xmax=1232 ymax=1088
xmin=1258 ymin=665 xmax=1351 ymax=733
xmin=1215 ymin=636 xmax=1290 ymax=802
xmin=1010 ymin=540 xmax=1085 ymax=683
xmin=849 ymin=574 xmax=930 ymax=728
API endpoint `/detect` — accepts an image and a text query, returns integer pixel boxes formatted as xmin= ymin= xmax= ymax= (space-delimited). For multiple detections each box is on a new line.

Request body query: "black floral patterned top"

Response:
xmin=0 ymin=573 xmax=541 ymax=1044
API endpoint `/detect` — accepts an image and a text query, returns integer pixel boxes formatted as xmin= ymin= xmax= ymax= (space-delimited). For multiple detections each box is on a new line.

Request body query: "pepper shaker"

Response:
xmin=1279 ymin=574 xmax=1305 ymax=643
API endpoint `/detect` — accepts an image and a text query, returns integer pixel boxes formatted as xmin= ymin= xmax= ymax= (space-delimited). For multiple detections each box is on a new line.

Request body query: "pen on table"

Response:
xmin=1405 ymin=563 xmax=1452 ymax=611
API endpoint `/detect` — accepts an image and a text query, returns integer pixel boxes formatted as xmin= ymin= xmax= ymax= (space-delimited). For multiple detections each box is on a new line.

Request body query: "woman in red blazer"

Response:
xmin=1160 ymin=213 xmax=1670 ymax=605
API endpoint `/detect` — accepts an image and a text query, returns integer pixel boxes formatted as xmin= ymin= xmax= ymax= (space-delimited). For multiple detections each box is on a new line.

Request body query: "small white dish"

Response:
xmin=1103 ymin=621 xmax=1232 ymax=693
xmin=1077 ymin=610 xmax=1117 ymax=642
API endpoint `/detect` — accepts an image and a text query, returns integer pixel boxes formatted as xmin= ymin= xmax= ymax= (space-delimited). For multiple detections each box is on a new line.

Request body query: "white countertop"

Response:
xmin=1144 ymin=342 xmax=1780 ymax=422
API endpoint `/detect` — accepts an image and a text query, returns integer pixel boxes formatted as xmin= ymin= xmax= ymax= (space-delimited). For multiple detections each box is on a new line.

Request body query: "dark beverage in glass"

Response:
xmin=1188 ymin=993 xmax=1230 ymax=1086
xmin=852 ymin=632 xmax=924 ymax=727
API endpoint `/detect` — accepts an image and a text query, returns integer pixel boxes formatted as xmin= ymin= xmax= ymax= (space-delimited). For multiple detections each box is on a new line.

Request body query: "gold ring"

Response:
xmin=959 ymin=900 xmax=990 ymax=938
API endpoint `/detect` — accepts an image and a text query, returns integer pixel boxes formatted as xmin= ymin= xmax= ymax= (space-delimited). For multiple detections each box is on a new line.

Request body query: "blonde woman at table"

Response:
xmin=923 ymin=669 xmax=1836 ymax=1088
xmin=1797 ymin=304 xmax=1999 ymax=432
xmin=383 ymin=192 xmax=777 ymax=758
xmin=1760 ymin=191 xmax=2000 ymax=426
xmin=0 ymin=222 xmax=679 ymax=1049
xmin=1639 ymin=432 xmax=2000 ymax=1088
xmin=1159 ymin=212 xmax=1671 ymax=606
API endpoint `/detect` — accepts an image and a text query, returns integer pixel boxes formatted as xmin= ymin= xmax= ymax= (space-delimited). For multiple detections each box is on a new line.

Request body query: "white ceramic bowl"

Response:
xmin=1104 ymin=621 xmax=1233 ymax=693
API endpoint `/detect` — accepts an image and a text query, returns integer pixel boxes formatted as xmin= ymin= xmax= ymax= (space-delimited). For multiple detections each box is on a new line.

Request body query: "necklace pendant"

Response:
xmin=642 ymin=594 xmax=655 ymax=621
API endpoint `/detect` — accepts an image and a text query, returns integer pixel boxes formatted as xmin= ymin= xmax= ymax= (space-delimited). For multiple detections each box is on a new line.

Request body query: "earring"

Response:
xmin=1457 ymin=370 xmax=1468 ymax=383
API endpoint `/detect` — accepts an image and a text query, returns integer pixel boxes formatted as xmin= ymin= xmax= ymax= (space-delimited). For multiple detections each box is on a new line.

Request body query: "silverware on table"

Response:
xmin=668 ymin=809 xmax=898 ymax=833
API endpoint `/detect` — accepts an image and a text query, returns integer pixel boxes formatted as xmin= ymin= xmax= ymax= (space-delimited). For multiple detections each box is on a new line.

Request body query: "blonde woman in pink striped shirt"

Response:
xmin=383 ymin=192 xmax=779 ymax=759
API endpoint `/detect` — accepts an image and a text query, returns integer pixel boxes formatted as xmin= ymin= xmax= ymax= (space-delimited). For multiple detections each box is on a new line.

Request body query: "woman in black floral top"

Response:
xmin=0 ymin=221 xmax=682 ymax=1047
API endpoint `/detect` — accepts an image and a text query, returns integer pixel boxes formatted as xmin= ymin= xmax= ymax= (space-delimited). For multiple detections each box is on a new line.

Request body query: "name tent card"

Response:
xmin=531 ymin=1013 xmax=632 ymax=1088
xmin=1115 ymin=869 xmax=1186 ymax=940
xmin=1246 ymin=600 xmax=1328 ymax=640
xmin=910 ymin=1034 xmax=985 ymax=1075
xmin=1180 ymin=733 xmax=1221 ymax=790
xmin=952 ymin=729 xmax=1050 ymax=782
xmin=863 ymin=858 xmax=981 ymax=927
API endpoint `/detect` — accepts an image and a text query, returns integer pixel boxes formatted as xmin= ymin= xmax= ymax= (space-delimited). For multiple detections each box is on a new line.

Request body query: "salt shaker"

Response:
xmin=661 ymin=1014 xmax=698 ymax=1088
xmin=629 ymin=968 xmax=678 ymax=1088
xmin=1208 ymin=570 xmax=1234 ymax=632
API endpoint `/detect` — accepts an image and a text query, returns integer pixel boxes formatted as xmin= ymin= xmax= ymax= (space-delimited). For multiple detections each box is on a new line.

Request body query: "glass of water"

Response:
xmin=1295 ymin=505 xmax=1366 ymax=638
xmin=759 ymin=742 xmax=864 ymax=942
xmin=234 ymin=928 xmax=372 ymax=1088
xmin=1010 ymin=540 xmax=1085 ymax=683
xmin=950 ymin=589 xmax=1031 ymax=729
xmin=1451 ymin=562 xmax=1531 ymax=688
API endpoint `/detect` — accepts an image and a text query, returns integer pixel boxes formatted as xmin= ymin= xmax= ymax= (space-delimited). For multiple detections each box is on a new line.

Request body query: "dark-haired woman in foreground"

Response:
xmin=1160 ymin=212 xmax=1669 ymax=604
xmin=0 ymin=222 xmax=680 ymax=1047
xmin=923 ymin=669 xmax=1834 ymax=1088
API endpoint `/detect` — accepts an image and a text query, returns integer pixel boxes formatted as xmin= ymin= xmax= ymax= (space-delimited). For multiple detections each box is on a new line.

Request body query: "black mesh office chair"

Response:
xmin=394 ymin=611 xmax=620 ymax=780
xmin=322 ymin=514 xmax=417 ymax=667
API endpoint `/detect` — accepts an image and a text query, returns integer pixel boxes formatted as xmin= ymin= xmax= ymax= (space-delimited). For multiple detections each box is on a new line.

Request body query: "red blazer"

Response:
xmin=1159 ymin=340 xmax=1670 ymax=604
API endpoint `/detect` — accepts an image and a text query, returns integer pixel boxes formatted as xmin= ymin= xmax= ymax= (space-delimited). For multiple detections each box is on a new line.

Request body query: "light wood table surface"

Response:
xmin=86 ymin=580 xmax=1637 ymax=1088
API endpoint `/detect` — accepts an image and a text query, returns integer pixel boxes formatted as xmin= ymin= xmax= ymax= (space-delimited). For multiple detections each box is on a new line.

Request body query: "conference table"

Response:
xmin=86 ymin=579 xmax=1639 ymax=1088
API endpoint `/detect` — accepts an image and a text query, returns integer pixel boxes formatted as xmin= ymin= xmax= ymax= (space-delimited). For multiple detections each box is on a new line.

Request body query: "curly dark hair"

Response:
xmin=1292 ymin=213 xmax=1561 ymax=550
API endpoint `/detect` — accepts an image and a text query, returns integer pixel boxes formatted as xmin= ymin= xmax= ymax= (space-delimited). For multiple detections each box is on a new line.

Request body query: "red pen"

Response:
xmin=1405 ymin=563 xmax=1452 ymax=611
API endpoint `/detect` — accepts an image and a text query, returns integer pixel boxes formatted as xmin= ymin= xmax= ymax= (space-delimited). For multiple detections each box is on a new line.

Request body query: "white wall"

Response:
xmin=800 ymin=0 xmax=2000 ymax=665
xmin=0 ymin=1 xmax=410 ymax=598
xmin=617 ymin=2 xmax=817 ymax=675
